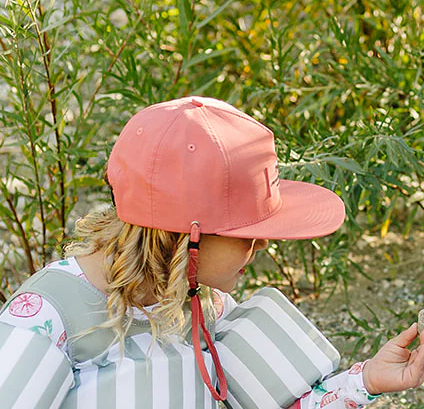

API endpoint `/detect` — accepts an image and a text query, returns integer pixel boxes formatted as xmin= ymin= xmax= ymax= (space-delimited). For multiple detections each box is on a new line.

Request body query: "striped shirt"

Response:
xmin=0 ymin=259 xmax=379 ymax=408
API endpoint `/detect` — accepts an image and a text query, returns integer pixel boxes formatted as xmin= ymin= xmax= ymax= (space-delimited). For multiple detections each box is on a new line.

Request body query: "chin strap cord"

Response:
xmin=187 ymin=222 xmax=228 ymax=401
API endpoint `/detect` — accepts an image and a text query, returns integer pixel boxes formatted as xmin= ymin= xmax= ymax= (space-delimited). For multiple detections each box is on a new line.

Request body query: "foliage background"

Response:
xmin=0 ymin=0 xmax=423 ymax=404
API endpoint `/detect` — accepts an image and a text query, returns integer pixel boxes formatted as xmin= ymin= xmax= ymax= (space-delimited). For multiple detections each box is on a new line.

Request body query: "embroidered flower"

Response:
xmin=348 ymin=362 xmax=364 ymax=375
xmin=320 ymin=390 xmax=339 ymax=407
xmin=56 ymin=331 xmax=67 ymax=348
xmin=9 ymin=293 xmax=43 ymax=317
xmin=344 ymin=398 xmax=359 ymax=408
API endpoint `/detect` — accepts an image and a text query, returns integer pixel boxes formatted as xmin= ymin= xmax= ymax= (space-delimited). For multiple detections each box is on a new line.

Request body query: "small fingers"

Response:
xmin=408 ymin=338 xmax=424 ymax=387
xmin=391 ymin=323 xmax=418 ymax=349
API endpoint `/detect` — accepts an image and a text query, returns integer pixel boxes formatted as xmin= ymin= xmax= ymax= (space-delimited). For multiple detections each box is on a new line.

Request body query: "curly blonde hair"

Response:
xmin=64 ymin=207 xmax=214 ymax=347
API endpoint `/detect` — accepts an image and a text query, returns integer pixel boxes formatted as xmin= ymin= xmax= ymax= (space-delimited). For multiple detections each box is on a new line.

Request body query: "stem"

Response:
xmin=173 ymin=0 xmax=196 ymax=87
xmin=73 ymin=0 xmax=145 ymax=141
xmin=173 ymin=60 xmax=183 ymax=85
xmin=124 ymin=0 xmax=148 ymax=27
xmin=15 ymin=38 xmax=47 ymax=265
xmin=27 ymin=1 xmax=66 ymax=239
xmin=311 ymin=242 xmax=319 ymax=298
xmin=5 ymin=194 xmax=36 ymax=274
xmin=80 ymin=0 xmax=148 ymax=122
xmin=380 ymin=179 xmax=424 ymax=211
xmin=8 ymin=255 xmax=24 ymax=287
xmin=0 ymin=36 xmax=6 ymax=52
xmin=0 ymin=290 xmax=6 ymax=304
xmin=265 ymin=248 xmax=300 ymax=299
xmin=0 ymin=36 xmax=12 ymax=61
xmin=82 ymin=35 xmax=132 ymax=121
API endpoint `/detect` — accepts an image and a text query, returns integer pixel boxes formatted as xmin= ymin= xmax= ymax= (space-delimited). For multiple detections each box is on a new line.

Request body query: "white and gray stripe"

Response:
xmin=215 ymin=288 xmax=340 ymax=409
xmin=0 ymin=288 xmax=339 ymax=409
xmin=0 ymin=323 xmax=73 ymax=409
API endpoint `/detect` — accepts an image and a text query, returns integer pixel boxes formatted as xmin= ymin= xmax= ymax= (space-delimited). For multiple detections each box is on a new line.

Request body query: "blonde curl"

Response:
xmin=64 ymin=207 xmax=213 ymax=347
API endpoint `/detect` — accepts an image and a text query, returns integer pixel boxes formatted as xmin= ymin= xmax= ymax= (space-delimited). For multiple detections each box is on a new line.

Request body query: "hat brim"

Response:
xmin=217 ymin=180 xmax=345 ymax=240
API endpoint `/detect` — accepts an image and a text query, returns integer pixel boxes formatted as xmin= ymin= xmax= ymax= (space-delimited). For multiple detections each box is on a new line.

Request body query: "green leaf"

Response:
xmin=371 ymin=333 xmax=383 ymax=355
xmin=322 ymin=156 xmax=364 ymax=174
xmin=182 ymin=47 xmax=237 ymax=71
xmin=40 ymin=15 xmax=76 ymax=33
xmin=178 ymin=0 xmax=192 ymax=36
xmin=69 ymin=176 xmax=105 ymax=189
xmin=196 ymin=0 xmax=234 ymax=29
xmin=351 ymin=336 xmax=366 ymax=358
xmin=0 ymin=14 xmax=13 ymax=27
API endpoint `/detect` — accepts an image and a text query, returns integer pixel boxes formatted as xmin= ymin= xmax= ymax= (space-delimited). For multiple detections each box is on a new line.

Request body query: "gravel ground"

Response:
xmin=296 ymin=230 xmax=424 ymax=408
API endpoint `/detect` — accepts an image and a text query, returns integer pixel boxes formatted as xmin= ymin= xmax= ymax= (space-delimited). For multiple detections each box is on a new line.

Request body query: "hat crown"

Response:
xmin=107 ymin=97 xmax=281 ymax=233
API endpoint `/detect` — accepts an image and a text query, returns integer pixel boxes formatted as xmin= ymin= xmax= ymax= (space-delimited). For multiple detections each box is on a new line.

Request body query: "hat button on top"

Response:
xmin=191 ymin=98 xmax=203 ymax=107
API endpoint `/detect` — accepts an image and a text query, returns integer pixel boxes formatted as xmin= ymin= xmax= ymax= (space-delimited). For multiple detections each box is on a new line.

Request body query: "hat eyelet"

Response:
xmin=136 ymin=127 xmax=144 ymax=135
xmin=187 ymin=144 xmax=196 ymax=152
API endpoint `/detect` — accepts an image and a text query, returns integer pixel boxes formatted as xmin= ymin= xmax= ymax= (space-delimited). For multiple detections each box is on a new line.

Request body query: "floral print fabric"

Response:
xmin=0 ymin=258 xmax=91 ymax=352
xmin=287 ymin=361 xmax=380 ymax=409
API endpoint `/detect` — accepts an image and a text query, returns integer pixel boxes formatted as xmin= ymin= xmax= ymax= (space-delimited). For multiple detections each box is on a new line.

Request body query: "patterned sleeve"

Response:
xmin=288 ymin=362 xmax=381 ymax=409
xmin=0 ymin=321 xmax=73 ymax=408
xmin=0 ymin=292 xmax=68 ymax=352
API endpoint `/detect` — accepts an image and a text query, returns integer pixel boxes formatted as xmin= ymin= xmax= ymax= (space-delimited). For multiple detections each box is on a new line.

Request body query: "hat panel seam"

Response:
xmin=199 ymin=108 xmax=231 ymax=230
xmin=205 ymin=105 xmax=275 ymax=229
xmin=150 ymin=111 xmax=185 ymax=227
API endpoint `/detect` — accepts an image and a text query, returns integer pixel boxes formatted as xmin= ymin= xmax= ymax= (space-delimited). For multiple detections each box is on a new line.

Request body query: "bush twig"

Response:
xmin=15 ymin=38 xmax=46 ymax=266
xmin=27 ymin=1 xmax=66 ymax=239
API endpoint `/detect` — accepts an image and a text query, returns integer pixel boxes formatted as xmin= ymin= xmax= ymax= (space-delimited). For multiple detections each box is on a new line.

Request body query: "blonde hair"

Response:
xmin=64 ymin=207 xmax=214 ymax=346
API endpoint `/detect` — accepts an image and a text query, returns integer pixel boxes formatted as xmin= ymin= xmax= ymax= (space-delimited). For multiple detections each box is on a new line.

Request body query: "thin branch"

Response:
xmin=0 ymin=36 xmax=12 ymax=60
xmin=73 ymin=0 xmax=146 ymax=139
xmin=265 ymin=248 xmax=300 ymax=299
xmin=311 ymin=242 xmax=320 ymax=299
xmin=5 ymin=195 xmax=35 ymax=274
xmin=173 ymin=0 xmax=196 ymax=86
xmin=82 ymin=0 xmax=150 ymax=121
xmin=15 ymin=38 xmax=47 ymax=265
xmin=124 ymin=0 xmax=148 ymax=27
xmin=7 ymin=255 xmax=24 ymax=287
xmin=173 ymin=60 xmax=183 ymax=85
xmin=26 ymin=1 xmax=66 ymax=239
xmin=0 ymin=36 xmax=7 ymax=52
xmin=81 ymin=34 xmax=132 ymax=121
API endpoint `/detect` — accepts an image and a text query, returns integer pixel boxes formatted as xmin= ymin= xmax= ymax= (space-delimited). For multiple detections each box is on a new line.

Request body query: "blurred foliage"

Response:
xmin=0 ymin=0 xmax=423 ymax=307
xmin=1 ymin=2 xmax=424 ymax=404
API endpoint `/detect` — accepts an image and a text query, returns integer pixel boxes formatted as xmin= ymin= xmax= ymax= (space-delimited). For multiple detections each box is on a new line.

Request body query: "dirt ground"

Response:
xmin=294 ymin=230 xmax=424 ymax=408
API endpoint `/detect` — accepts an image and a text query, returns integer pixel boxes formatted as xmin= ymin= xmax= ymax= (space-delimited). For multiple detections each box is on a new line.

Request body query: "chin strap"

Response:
xmin=187 ymin=222 xmax=228 ymax=401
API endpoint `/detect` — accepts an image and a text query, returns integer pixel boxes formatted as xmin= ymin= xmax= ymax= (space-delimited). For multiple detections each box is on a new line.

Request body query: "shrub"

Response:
xmin=0 ymin=0 xmax=422 ymax=303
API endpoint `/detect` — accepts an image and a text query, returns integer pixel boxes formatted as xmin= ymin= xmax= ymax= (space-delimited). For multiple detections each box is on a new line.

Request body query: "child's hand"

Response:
xmin=363 ymin=323 xmax=424 ymax=395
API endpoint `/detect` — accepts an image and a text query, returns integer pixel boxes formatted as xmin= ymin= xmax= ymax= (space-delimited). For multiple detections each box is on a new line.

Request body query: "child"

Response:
xmin=0 ymin=96 xmax=423 ymax=409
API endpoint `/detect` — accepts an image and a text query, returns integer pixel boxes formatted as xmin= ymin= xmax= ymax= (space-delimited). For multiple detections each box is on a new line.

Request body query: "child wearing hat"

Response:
xmin=0 ymin=97 xmax=423 ymax=408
